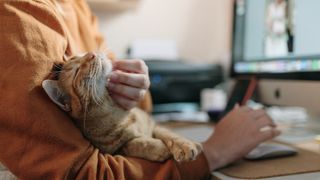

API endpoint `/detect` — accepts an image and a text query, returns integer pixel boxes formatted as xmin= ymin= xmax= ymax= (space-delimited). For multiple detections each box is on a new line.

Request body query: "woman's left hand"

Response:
xmin=107 ymin=59 xmax=150 ymax=110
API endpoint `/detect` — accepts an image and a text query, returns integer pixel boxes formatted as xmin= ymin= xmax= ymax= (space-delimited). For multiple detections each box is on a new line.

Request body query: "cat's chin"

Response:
xmin=102 ymin=61 xmax=113 ymax=79
xmin=95 ymin=52 xmax=113 ymax=79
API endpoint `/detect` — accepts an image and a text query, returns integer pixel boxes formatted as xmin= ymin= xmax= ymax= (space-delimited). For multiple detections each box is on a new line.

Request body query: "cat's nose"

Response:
xmin=84 ymin=52 xmax=96 ymax=62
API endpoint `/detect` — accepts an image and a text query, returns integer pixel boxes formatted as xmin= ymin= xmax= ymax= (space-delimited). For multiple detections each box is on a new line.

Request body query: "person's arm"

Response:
xmin=0 ymin=1 xmax=210 ymax=179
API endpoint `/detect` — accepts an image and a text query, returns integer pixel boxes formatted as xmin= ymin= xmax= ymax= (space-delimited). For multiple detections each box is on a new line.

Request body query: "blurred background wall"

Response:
xmin=93 ymin=0 xmax=233 ymax=68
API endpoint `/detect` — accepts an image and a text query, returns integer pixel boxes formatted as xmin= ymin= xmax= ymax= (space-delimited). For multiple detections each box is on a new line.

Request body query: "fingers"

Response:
xmin=248 ymin=109 xmax=277 ymax=128
xmin=107 ymin=59 xmax=150 ymax=110
xmin=108 ymin=82 xmax=146 ymax=102
xmin=234 ymin=106 xmax=280 ymax=140
xmin=256 ymin=115 xmax=277 ymax=128
xmin=259 ymin=128 xmax=281 ymax=141
xmin=233 ymin=103 xmax=240 ymax=109
xmin=250 ymin=109 xmax=276 ymax=127
xmin=113 ymin=59 xmax=148 ymax=74
xmin=237 ymin=107 xmax=275 ymax=126
xmin=109 ymin=71 xmax=150 ymax=89
xmin=238 ymin=106 xmax=253 ymax=112
xmin=250 ymin=109 xmax=280 ymax=141
xmin=250 ymin=109 xmax=265 ymax=119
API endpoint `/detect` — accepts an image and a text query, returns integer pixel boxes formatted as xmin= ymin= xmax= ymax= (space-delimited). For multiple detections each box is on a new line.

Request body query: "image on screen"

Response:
xmin=264 ymin=0 xmax=294 ymax=57
xmin=233 ymin=0 xmax=320 ymax=74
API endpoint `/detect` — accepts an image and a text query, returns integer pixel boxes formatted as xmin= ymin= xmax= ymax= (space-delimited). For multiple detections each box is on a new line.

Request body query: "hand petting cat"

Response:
xmin=107 ymin=59 xmax=150 ymax=110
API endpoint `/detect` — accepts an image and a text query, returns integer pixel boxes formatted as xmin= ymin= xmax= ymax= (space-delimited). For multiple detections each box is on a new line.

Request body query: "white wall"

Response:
xmin=94 ymin=0 xmax=233 ymax=66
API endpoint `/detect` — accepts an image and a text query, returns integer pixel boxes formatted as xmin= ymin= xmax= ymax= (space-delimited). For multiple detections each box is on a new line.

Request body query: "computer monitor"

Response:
xmin=231 ymin=0 xmax=320 ymax=113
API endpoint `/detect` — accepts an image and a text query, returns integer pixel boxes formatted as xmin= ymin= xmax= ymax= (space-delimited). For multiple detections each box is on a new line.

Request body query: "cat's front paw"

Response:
xmin=168 ymin=139 xmax=202 ymax=162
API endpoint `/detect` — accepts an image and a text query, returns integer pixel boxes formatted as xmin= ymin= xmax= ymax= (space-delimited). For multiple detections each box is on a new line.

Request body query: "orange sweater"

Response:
xmin=0 ymin=0 xmax=210 ymax=179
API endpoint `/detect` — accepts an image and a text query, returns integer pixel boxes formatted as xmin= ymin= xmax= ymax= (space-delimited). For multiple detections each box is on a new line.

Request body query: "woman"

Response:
xmin=0 ymin=0 xmax=280 ymax=179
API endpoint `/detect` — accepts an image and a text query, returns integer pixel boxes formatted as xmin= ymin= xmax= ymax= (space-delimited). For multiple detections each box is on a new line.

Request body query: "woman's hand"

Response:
xmin=202 ymin=106 xmax=281 ymax=171
xmin=107 ymin=59 xmax=150 ymax=110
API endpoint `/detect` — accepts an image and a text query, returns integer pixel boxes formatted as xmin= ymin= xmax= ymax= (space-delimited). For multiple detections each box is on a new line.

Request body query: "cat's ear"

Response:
xmin=42 ymin=80 xmax=71 ymax=112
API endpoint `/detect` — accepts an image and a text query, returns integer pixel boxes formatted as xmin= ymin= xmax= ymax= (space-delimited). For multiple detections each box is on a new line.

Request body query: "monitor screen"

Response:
xmin=230 ymin=0 xmax=320 ymax=113
xmin=232 ymin=0 xmax=320 ymax=80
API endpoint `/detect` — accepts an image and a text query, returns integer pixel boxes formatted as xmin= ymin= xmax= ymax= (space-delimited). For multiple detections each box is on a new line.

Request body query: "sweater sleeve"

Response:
xmin=0 ymin=1 xmax=210 ymax=179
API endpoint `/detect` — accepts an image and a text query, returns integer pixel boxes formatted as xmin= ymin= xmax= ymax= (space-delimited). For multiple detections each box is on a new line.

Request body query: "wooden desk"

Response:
xmin=161 ymin=121 xmax=320 ymax=180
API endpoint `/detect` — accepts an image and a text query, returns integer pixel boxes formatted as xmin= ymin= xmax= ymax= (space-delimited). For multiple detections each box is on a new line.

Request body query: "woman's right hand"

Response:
xmin=107 ymin=59 xmax=150 ymax=110
xmin=202 ymin=106 xmax=281 ymax=171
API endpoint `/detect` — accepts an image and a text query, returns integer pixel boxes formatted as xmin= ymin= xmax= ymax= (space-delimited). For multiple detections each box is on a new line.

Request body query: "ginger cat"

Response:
xmin=42 ymin=52 xmax=202 ymax=162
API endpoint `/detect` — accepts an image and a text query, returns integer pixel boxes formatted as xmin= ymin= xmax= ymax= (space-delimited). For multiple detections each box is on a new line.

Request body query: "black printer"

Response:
xmin=145 ymin=60 xmax=223 ymax=113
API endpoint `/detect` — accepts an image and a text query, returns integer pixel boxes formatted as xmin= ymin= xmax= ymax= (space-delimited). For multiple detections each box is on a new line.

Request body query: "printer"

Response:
xmin=145 ymin=60 xmax=223 ymax=114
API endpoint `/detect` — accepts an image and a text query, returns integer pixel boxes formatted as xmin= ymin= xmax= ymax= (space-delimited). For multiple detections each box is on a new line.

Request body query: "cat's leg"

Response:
xmin=153 ymin=126 xmax=202 ymax=162
xmin=121 ymin=137 xmax=171 ymax=162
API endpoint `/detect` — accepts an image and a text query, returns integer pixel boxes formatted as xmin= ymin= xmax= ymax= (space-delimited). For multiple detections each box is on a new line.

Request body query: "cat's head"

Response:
xmin=42 ymin=52 xmax=113 ymax=119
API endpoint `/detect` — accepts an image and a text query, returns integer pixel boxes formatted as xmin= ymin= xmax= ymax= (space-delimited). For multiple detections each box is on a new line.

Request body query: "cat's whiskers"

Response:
xmin=87 ymin=60 xmax=104 ymax=106
xmin=53 ymin=63 xmax=63 ymax=70
xmin=82 ymin=93 xmax=90 ymax=130
xmin=51 ymin=70 xmax=62 ymax=74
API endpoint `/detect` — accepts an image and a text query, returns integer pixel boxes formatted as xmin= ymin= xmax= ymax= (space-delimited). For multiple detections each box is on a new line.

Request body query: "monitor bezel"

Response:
xmin=230 ymin=0 xmax=320 ymax=81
